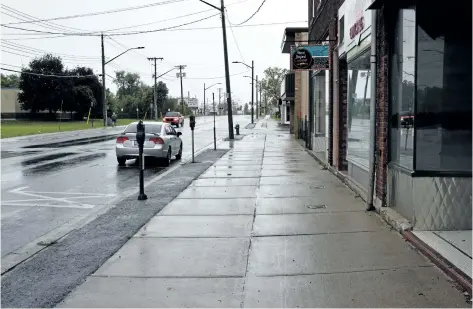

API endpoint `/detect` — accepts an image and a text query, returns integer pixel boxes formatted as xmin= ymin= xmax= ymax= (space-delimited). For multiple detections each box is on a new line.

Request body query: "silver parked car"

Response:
xmin=115 ymin=121 xmax=183 ymax=166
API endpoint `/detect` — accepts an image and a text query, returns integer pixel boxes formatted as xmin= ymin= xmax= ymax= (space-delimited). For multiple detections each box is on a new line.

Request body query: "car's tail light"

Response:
xmin=116 ymin=136 xmax=129 ymax=143
xmin=149 ymin=137 xmax=164 ymax=144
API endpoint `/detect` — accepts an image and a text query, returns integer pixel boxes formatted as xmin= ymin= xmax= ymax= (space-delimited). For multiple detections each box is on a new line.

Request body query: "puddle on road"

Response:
xmin=22 ymin=153 xmax=107 ymax=176
xmin=21 ymin=152 xmax=76 ymax=166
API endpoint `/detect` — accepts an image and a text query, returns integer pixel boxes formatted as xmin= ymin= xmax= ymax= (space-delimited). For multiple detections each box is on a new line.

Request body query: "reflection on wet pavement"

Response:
xmin=23 ymin=136 xmax=116 ymax=148
xmin=1 ymin=151 xmax=39 ymax=159
xmin=22 ymin=153 xmax=107 ymax=176
xmin=21 ymin=152 xmax=76 ymax=166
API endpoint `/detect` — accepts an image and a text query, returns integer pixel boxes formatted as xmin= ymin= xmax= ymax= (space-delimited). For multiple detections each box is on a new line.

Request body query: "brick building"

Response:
xmin=302 ymin=0 xmax=472 ymax=279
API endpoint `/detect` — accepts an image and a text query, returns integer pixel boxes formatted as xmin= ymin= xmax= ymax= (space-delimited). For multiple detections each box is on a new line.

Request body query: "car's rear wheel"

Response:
xmin=161 ymin=147 xmax=171 ymax=167
xmin=176 ymin=143 xmax=183 ymax=159
xmin=117 ymin=157 xmax=126 ymax=166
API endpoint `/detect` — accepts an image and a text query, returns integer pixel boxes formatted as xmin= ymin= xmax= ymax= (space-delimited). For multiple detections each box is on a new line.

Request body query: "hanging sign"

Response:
xmin=290 ymin=45 xmax=329 ymax=71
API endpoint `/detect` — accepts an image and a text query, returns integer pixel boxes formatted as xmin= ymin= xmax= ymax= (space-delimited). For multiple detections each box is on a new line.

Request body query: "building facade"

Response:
xmin=304 ymin=0 xmax=472 ymax=232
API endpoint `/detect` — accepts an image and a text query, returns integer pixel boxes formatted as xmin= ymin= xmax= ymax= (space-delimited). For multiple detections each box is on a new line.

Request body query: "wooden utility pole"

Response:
xmin=148 ymin=57 xmax=163 ymax=120
xmin=175 ymin=65 xmax=187 ymax=114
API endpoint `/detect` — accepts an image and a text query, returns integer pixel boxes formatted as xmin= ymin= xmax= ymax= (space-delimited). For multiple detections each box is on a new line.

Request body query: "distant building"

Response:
xmin=1 ymin=87 xmax=22 ymax=119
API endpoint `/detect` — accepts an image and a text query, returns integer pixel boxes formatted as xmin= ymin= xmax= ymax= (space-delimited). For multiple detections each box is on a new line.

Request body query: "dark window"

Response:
xmin=415 ymin=1 xmax=472 ymax=171
xmin=165 ymin=125 xmax=175 ymax=135
xmin=347 ymin=50 xmax=371 ymax=168
xmin=389 ymin=8 xmax=415 ymax=169
xmin=165 ymin=112 xmax=179 ymax=117
xmin=124 ymin=123 xmax=162 ymax=134
xmin=339 ymin=16 xmax=345 ymax=44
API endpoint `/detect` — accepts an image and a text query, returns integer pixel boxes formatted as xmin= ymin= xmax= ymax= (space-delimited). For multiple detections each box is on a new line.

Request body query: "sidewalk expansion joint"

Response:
xmin=90 ymin=274 xmax=245 ymax=279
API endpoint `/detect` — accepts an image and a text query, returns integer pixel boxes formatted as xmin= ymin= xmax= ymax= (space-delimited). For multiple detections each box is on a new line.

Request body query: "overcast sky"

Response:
xmin=1 ymin=0 xmax=307 ymax=106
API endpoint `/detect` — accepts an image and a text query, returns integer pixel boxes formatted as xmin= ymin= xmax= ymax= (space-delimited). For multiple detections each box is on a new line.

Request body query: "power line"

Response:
xmin=1 ymin=13 xmax=220 ymax=36
xmin=1 ymin=20 xmax=307 ymax=39
xmin=1 ymin=67 xmax=96 ymax=78
xmin=1 ymin=0 xmax=187 ymax=26
xmin=225 ymin=9 xmax=246 ymax=65
xmin=2 ymin=45 xmax=102 ymax=63
xmin=1 ymin=4 xmax=89 ymax=33
xmin=186 ymin=70 xmax=247 ymax=80
xmin=3 ymin=41 xmax=101 ymax=60
xmin=231 ymin=0 xmax=267 ymax=26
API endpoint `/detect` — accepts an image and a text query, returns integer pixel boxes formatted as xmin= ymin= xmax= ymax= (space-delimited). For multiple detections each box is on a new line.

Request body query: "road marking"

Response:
xmin=1 ymin=202 xmax=94 ymax=209
xmin=3 ymin=186 xmax=105 ymax=209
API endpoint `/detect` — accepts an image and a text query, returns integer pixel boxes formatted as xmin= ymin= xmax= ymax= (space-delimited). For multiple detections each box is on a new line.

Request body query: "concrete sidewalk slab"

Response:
xmin=259 ymin=175 xmax=342 ymax=185
xmin=256 ymin=196 xmax=366 ymax=214
xmin=137 ymin=215 xmax=253 ymax=238
xmin=243 ymin=267 xmax=466 ymax=308
xmin=159 ymin=198 xmax=256 ymax=216
xmin=190 ymin=177 xmax=260 ymax=186
xmin=258 ymin=184 xmax=358 ymax=198
xmin=94 ymin=237 xmax=249 ymax=277
xmin=248 ymin=232 xmax=430 ymax=276
xmin=178 ymin=185 xmax=257 ymax=198
xmin=60 ymin=277 xmax=244 ymax=308
xmin=253 ymin=212 xmax=386 ymax=236
xmin=199 ymin=170 xmax=261 ymax=178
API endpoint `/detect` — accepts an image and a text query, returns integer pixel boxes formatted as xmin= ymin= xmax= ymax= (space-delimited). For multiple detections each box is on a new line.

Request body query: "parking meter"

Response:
xmin=136 ymin=120 xmax=147 ymax=200
xmin=190 ymin=115 xmax=196 ymax=163
xmin=190 ymin=115 xmax=196 ymax=130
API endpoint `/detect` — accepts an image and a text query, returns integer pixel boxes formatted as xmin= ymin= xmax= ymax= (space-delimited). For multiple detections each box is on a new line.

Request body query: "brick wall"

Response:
xmin=375 ymin=8 xmax=389 ymax=203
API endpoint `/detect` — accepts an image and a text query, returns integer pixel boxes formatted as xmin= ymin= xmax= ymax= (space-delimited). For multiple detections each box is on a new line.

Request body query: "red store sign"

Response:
xmin=349 ymin=16 xmax=364 ymax=39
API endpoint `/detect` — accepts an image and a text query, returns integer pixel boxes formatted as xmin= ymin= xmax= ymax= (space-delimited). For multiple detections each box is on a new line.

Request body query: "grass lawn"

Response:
xmin=0 ymin=118 xmax=137 ymax=138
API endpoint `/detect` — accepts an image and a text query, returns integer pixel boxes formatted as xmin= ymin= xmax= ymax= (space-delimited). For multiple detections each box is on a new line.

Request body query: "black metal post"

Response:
xmin=136 ymin=120 xmax=147 ymax=200
xmin=213 ymin=92 xmax=216 ymax=150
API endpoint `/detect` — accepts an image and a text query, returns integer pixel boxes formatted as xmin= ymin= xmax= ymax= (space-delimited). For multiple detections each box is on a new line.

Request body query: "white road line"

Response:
xmin=1 ymin=202 xmax=94 ymax=209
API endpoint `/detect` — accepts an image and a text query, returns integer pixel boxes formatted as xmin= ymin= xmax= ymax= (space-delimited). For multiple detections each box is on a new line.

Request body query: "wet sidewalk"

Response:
xmin=59 ymin=119 xmax=468 ymax=308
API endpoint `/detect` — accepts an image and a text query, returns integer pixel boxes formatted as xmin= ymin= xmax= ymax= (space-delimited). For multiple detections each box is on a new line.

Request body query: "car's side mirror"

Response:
xmin=177 ymin=132 xmax=182 ymax=137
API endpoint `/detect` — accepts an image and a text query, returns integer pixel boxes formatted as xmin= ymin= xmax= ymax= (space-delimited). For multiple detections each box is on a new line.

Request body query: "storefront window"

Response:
xmin=415 ymin=2 xmax=472 ymax=172
xmin=389 ymin=8 xmax=415 ymax=169
xmin=347 ymin=50 xmax=371 ymax=167
xmin=313 ymin=72 xmax=326 ymax=135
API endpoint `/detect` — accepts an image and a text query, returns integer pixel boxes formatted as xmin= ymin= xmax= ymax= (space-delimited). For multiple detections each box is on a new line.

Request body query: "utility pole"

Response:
xmin=259 ymin=81 xmax=263 ymax=116
xmin=220 ymin=0 xmax=234 ymax=139
xmin=203 ymin=83 xmax=206 ymax=117
xmin=196 ymin=0 xmax=234 ymax=139
xmin=175 ymin=65 xmax=186 ymax=115
xmin=255 ymin=74 xmax=258 ymax=119
xmin=218 ymin=87 xmax=221 ymax=115
xmin=251 ymin=60 xmax=254 ymax=124
xmin=148 ymin=57 xmax=163 ymax=120
xmin=101 ymin=34 xmax=107 ymax=127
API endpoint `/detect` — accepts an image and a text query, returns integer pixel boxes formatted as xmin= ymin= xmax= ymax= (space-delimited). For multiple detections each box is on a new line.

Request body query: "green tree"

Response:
xmin=260 ymin=67 xmax=288 ymax=106
xmin=244 ymin=103 xmax=249 ymax=115
xmin=18 ymin=54 xmax=66 ymax=115
xmin=1 ymin=73 xmax=20 ymax=88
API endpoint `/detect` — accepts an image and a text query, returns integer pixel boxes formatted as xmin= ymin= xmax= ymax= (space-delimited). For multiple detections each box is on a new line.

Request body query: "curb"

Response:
xmin=402 ymin=230 xmax=472 ymax=296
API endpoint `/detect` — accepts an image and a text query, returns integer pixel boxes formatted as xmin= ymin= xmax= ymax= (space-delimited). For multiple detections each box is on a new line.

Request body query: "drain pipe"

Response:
xmin=366 ymin=9 xmax=377 ymax=211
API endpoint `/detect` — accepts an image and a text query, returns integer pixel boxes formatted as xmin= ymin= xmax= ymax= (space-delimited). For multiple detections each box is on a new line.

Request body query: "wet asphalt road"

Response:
xmin=1 ymin=115 xmax=248 ymax=267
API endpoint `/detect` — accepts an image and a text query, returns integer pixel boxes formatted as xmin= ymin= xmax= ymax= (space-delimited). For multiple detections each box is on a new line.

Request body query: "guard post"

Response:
xmin=136 ymin=120 xmax=147 ymax=200
xmin=190 ymin=115 xmax=196 ymax=163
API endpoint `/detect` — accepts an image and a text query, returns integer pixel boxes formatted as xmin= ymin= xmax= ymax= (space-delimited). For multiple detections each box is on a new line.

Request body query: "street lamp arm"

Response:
xmin=205 ymin=82 xmax=222 ymax=90
xmin=232 ymin=61 xmax=252 ymax=69
xmin=197 ymin=0 xmax=221 ymax=11
xmin=105 ymin=47 xmax=144 ymax=65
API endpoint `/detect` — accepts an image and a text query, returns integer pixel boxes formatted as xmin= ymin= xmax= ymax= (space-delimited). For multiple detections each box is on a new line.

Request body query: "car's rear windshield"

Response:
xmin=165 ymin=112 xmax=179 ymax=117
xmin=124 ymin=124 xmax=162 ymax=134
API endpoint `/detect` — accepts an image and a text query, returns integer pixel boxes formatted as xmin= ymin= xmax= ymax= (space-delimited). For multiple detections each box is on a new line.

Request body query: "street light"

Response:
xmin=233 ymin=60 xmax=254 ymax=124
xmin=204 ymin=82 xmax=222 ymax=117
xmin=101 ymin=37 xmax=144 ymax=127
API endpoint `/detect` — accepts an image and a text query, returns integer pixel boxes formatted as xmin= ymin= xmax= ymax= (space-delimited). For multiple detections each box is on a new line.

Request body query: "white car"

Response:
xmin=115 ymin=121 xmax=182 ymax=166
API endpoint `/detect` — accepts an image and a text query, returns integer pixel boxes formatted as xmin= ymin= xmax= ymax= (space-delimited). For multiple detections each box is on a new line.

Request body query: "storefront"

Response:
xmin=375 ymin=0 xmax=472 ymax=231
xmin=338 ymin=0 xmax=374 ymax=190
